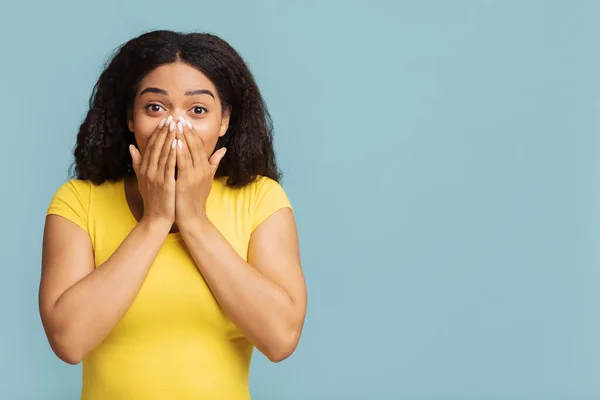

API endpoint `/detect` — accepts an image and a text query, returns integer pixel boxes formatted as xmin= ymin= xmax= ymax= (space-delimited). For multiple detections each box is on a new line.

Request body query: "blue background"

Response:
xmin=1 ymin=0 xmax=599 ymax=398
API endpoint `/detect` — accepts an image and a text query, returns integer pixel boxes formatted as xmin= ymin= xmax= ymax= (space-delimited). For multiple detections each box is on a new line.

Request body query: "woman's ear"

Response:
xmin=127 ymin=110 xmax=134 ymax=132
xmin=219 ymin=107 xmax=231 ymax=137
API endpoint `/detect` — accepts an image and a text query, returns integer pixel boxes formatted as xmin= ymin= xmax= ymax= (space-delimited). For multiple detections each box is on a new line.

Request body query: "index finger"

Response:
xmin=146 ymin=115 xmax=172 ymax=149
xmin=141 ymin=115 xmax=172 ymax=171
xmin=179 ymin=117 xmax=207 ymax=167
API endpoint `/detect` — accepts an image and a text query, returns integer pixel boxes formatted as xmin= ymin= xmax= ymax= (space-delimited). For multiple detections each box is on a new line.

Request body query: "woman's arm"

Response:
xmin=40 ymin=118 xmax=178 ymax=364
xmin=39 ymin=215 xmax=170 ymax=364
xmin=178 ymin=207 xmax=307 ymax=362
xmin=39 ymin=214 xmax=171 ymax=364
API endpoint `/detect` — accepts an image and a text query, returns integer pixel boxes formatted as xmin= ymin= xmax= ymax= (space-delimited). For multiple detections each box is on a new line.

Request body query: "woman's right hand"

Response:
xmin=129 ymin=115 xmax=178 ymax=227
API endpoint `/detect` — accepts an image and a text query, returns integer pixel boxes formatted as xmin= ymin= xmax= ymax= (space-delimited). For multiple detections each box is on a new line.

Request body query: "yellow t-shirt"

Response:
xmin=46 ymin=176 xmax=293 ymax=400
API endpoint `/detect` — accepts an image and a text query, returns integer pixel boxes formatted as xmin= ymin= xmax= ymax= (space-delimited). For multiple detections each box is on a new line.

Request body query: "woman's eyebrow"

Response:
xmin=140 ymin=87 xmax=168 ymax=96
xmin=139 ymin=87 xmax=215 ymax=99
xmin=185 ymin=89 xmax=215 ymax=98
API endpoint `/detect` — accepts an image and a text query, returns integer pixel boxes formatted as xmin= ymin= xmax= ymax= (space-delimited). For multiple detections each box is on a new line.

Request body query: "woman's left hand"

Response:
xmin=174 ymin=117 xmax=227 ymax=228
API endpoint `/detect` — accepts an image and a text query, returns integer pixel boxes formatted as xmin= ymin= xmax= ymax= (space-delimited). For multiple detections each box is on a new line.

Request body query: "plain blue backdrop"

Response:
xmin=1 ymin=0 xmax=599 ymax=398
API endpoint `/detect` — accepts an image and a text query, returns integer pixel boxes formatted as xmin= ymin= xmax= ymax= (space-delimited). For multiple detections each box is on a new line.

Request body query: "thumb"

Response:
xmin=209 ymin=147 xmax=227 ymax=174
xmin=129 ymin=144 xmax=142 ymax=175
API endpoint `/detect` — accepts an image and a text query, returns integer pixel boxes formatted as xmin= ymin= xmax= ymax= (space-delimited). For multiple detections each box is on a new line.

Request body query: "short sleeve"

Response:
xmin=251 ymin=177 xmax=293 ymax=232
xmin=46 ymin=179 xmax=91 ymax=232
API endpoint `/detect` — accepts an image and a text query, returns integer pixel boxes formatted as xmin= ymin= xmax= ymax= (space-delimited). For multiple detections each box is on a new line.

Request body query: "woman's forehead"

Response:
xmin=140 ymin=62 xmax=215 ymax=92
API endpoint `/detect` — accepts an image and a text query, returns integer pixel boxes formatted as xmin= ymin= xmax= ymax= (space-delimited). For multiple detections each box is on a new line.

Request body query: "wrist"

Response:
xmin=177 ymin=215 xmax=212 ymax=236
xmin=139 ymin=216 xmax=173 ymax=235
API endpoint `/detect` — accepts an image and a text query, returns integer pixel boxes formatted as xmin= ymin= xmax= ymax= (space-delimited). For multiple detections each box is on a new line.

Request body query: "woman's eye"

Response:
xmin=146 ymin=104 xmax=163 ymax=113
xmin=192 ymin=106 xmax=207 ymax=115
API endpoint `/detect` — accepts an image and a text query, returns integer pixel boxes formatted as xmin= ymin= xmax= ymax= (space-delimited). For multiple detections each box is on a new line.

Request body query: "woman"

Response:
xmin=39 ymin=30 xmax=306 ymax=399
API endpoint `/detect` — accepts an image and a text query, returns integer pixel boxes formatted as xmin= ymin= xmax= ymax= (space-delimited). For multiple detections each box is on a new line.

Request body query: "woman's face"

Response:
xmin=128 ymin=61 xmax=230 ymax=157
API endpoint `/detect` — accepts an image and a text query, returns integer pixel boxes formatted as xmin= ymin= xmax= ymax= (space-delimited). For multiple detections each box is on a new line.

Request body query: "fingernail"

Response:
xmin=177 ymin=121 xmax=183 ymax=134
xmin=186 ymin=119 xmax=192 ymax=129
xmin=166 ymin=115 xmax=173 ymax=124
xmin=171 ymin=138 xmax=177 ymax=149
xmin=169 ymin=121 xmax=175 ymax=132
xmin=159 ymin=118 xmax=166 ymax=128
xmin=177 ymin=139 xmax=183 ymax=150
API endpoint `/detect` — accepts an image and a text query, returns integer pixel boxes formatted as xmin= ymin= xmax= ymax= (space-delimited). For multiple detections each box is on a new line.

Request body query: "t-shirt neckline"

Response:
xmin=118 ymin=179 xmax=183 ymax=243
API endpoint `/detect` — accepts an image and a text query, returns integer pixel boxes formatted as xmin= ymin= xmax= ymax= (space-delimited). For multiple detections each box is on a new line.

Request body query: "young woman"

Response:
xmin=39 ymin=30 xmax=306 ymax=399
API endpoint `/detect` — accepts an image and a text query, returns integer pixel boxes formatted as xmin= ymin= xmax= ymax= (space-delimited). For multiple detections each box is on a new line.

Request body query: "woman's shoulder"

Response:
xmin=49 ymin=178 xmax=123 ymax=212
xmin=216 ymin=175 xmax=287 ymax=199
xmin=219 ymin=176 xmax=293 ymax=230
xmin=51 ymin=178 xmax=122 ymax=198
xmin=250 ymin=175 xmax=284 ymax=191
xmin=49 ymin=179 xmax=91 ymax=206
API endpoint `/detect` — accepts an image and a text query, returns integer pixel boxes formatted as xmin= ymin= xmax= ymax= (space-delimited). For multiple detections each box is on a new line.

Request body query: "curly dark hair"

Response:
xmin=71 ymin=30 xmax=281 ymax=187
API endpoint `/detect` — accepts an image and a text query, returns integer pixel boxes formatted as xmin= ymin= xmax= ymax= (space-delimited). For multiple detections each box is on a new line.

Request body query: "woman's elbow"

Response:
xmin=263 ymin=327 xmax=302 ymax=363
xmin=57 ymin=351 xmax=83 ymax=366
xmin=48 ymin=332 xmax=84 ymax=365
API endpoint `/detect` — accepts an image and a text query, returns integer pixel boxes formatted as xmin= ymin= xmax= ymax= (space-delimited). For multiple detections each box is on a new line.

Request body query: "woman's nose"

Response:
xmin=171 ymin=114 xmax=191 ymax=130
xmin=171 ymin=112 xmax=187 ymax=123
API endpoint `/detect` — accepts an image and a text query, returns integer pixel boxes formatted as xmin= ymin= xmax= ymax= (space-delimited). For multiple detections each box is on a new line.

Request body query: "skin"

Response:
xmin=39 ymin=62 xmax=307 ymax=365
xmin=125 ymin=62 xmax=229 ymax=233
